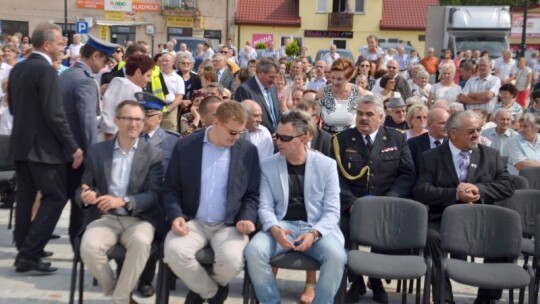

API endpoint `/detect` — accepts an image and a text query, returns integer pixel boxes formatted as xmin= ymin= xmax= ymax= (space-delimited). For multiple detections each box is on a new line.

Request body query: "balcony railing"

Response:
xmin=328 ymin=12 xmax=353 ymax=30
xmin=161 ymin=0 xmax=198 ymax=16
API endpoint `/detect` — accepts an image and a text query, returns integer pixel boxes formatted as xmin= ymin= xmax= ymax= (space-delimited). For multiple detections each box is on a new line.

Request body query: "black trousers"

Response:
xmin=66 ymin=163 xmax=85 ymax=249
xmin=426 ymin=221 xmax=504 ymax=303
xmin=14 ymin=161 xmax=67 ymax=261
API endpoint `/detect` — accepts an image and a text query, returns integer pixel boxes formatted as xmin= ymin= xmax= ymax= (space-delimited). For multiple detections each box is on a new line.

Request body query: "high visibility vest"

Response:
xmin=117 ymin=61 xmax=165 ymax=100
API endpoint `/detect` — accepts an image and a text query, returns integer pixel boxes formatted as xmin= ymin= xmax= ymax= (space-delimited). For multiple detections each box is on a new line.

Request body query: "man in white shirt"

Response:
xmin=69 ymin=34 xmax=84 ymax=64
xmin=160 ymin=53 xmax=185 ymax=132
xmin=493 ymin=49 xmax=516 ymax=84
xmin=480 ymin=108 xmax=517 ymax=157
xmin=306 ymin=60 xmax=327 ymax=91
xmin=322 ymin=44 xmax=340 ymax=66
xmin=163 ymin=41 xmax=176 ymax=57
xmin=459 ymin=56 xmax=501 ymax=114
xmin=241 ymin=99 xmax=274 ymax=161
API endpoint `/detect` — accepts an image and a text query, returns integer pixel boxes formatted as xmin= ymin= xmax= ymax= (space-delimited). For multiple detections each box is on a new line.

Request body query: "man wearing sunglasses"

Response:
xmin=331 ymin=94 xmax=416 ymax=303
xmin=163 ymin=101 xmax=260 ymax=304
xmin=414 ymin=110 xmax=514 ymax=304
xmin=245 ymin=109 xmax=346 ymax=303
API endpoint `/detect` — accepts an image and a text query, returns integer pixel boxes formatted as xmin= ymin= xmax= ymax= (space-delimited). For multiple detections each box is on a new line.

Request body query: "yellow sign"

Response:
xmin=105 ymin=11 xmax=143 ymax=22
xmin=193 ymin=28 xmax=204 ymax=38
xmin=98 ymin=25 xmax=110 ymax=41
xmin=166 ymin=16 xmax=194 ymax=28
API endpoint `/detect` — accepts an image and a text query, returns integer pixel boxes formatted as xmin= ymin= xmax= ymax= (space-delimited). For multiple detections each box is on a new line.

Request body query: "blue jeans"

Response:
xmin=245 ymin=221 xmax=346 ymax=304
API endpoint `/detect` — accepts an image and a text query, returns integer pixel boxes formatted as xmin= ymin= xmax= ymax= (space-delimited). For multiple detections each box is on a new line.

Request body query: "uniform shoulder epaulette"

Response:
xmin=384 ymin=126 xmax=405 ymax=134
xmin=164 ymin=130 xmax=181 ymax=137
xmin=83 ymin=70 xmax=93 ymax=78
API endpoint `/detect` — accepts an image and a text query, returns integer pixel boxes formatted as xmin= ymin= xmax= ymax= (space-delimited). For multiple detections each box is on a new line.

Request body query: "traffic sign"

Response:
xmin=76 ymin=22 xmax=88 ymax=34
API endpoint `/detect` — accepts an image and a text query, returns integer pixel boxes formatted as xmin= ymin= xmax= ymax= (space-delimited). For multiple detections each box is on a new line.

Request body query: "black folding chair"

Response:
xmin=346 ymin=196 xmax=431 ymax=304
xmin=520 ymin=167 xmax=540 ymax=190
xmin=440 ymin=204 xmax=535 ymax=304
xmin=0 ymin=135 xmax=16 ymax=229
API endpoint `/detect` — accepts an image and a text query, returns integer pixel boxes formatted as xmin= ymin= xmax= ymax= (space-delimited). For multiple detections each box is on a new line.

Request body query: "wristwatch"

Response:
xmin=123 ymin=196 xmax=131 ymax=210
xmin=308 ymin=229 xmax=320 ymax=242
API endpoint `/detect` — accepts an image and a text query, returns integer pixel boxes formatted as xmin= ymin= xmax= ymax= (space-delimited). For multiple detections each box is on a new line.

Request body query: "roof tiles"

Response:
xmin=380 ymin=0 xmax=440 ymax=30
xmin=235 ymin=0 xmax=301 ymax=27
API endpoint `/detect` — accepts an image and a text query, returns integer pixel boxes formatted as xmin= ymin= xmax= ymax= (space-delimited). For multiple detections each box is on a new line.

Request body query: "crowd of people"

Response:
xmin=0 ymin=23 xmax=539 ymax=304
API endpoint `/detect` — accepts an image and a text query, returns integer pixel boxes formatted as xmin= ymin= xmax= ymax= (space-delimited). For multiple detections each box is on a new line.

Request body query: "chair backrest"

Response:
xmin=0 ymin=135 xmax=14 ymax=171
xmin=511 ymin=174 xmax=529 ymax=190
xmin=441 ymin=204 xmax=522 ymax=259
xmin=520 ymin=167 xmax=540 ymax=190
xmin=496 ymin=190 xmax=540 ymax=236
xmin=350 ymin=196 xmax=428 ymax=250
xmin=535 ymin=214 xmax=540 ymax=258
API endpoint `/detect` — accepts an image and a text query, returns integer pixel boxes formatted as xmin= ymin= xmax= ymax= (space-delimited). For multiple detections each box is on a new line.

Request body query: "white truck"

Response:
xmin=425 ymin=6 xmax=511 ymax=58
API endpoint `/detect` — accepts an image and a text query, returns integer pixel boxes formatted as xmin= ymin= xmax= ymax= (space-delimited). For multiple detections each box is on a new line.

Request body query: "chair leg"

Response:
xmin=408 ymin=278 xmax=414 ymax=294
xmin=155 ymin=255 xmax=164 ymax=304
xmin=78 ymin=260 xmax=84 ymax=304
xmin=424 ymin=257 xmax=432 ymax=304
xmin=415 ymin=276 xmax=421 ymax=304
xmin=7 ymin=191 xmax=15 ymax=229
xmin=397 ymin=279 xmax=402 ymax=293
xmin=440 ymin=258 xmax=447 ymax=304
xmin=402 ymin=279 xmax=408 ymax=304
xmin=509 ymin=288 xmax=514 ymax=303
xmin=69 ymin=252 xmax=79 ymax=304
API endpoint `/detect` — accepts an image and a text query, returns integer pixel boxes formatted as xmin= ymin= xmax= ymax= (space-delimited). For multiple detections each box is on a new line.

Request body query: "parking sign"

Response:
xmin=76 ymin=22 xmax=88 ymax=34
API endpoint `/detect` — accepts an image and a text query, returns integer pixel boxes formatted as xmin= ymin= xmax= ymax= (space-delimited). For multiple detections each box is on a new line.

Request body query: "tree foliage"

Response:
xmin=439 ymin=0 xmax=528 ymax=7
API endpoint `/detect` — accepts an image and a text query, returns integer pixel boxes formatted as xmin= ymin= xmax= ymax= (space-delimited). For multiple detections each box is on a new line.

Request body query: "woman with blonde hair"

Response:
xmin=404 ymin=103 xmax=428 ymax=140
xmin=428 ymin=63 xmax=462 ymax=106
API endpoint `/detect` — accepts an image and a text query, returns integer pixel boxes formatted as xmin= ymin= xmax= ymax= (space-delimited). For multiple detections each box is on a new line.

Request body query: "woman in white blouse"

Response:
xmin=428 ymin=63 xmax=462 ymax=106
xmin=508 ymin=113 xmax=540 ymax=175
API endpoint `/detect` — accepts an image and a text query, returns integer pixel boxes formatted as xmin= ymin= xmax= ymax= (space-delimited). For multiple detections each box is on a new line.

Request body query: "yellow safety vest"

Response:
xmin=117 ymin=61 xmax=165 ymax=100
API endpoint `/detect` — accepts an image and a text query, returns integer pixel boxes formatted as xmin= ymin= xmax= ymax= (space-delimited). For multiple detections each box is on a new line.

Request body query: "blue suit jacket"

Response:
xmin=258 ymin=149 xmax=344 ymax=245
xmin=162 ymin=130 xmax=260 ymax=225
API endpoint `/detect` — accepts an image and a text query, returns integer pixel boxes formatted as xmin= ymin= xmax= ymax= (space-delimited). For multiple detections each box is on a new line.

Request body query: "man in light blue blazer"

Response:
xmin=245 ymin=110 xmax=346 ymax=304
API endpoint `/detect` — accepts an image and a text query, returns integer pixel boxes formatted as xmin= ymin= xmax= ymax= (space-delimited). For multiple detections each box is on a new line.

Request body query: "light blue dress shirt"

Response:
xmin=508 ymin=134 xmax=540 ymax=175
xmin=109 ymin=138 xmax=138 ymax=215
xmin=195 ymin=127 xmax=231 ymax=223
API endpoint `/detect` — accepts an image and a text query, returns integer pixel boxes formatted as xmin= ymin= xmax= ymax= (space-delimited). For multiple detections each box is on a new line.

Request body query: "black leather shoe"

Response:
xmin=185 ymin=290 xmax=204 ymax=304
xmin=208 ymin=285 xmax=229 ymax=304
xmin=370 ymin=279 xmax=388 ymax=304
xmin=473 ymin=298 xmax=497 ymax=304
xmin=15 ymin=258 xmax=57 ymax=274
xmin=50 ymin=234 xmax=61 ymax=240
xmin=40 ymin=251 xmax=53 ymax=258
xmin=137 ymin=282 xmax=155 ymax=297
xmin=0 ymin=201 xmax=13 ymax=209
xmin=345 ymin=279 xmax=367 ymax=303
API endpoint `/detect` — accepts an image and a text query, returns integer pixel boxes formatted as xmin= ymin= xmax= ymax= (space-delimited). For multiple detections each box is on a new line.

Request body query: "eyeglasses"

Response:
xmin=222 ymin=125 xmax=245 ymax=136
xmin=273 ymin=133 xmax=304 ymax=142
xmin=179 ymin=61 xmax=191 ymax=65
xmin=117 ymin=116 xmax=144 ymax=123
xmin=415 ymin=115 xmax=427 ymax=120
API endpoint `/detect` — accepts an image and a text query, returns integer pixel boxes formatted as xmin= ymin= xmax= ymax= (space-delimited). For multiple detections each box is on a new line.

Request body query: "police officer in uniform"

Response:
xmin=133 ymin=92 xmax=181 ymax=297
xmin=330 ymin=94 xmax=416 ymax=304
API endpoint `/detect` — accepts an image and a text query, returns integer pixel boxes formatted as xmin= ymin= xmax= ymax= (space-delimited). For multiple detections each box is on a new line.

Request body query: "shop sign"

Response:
xmin=252 ymin=34 xmax=273 ymax=47
xmin=78 ymin=0 xmax=158 ymax=11
xmin=104 ymin=11 xmax=143 ymax=22
xmin=98 ymin=25 xmax=110 ymax=41
xmin=193 ymin=28 xmax=204 ymax=38
xmin=304 ymin=30 xmax=353 ymax=38
xmin=105 ymin=0 xmax=132 ymax=12
xmin=512 ymin=13 xmax=540 ymax=39
xmin=132 ymin=2 xmax=160 ymax=12
xmin=166 ymin=17 xmax=194 ymax=28
xmin=77 ymin=0 xmax=105 ymax=9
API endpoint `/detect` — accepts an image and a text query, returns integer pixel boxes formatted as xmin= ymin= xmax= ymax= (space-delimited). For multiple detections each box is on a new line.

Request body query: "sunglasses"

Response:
xmin=115 ymin=49 xmax=123 ymax=53
xmin=223 ymin=125 xmax=245 ymax=136
xmin=273 ymin=133 xmax=304 ymax=142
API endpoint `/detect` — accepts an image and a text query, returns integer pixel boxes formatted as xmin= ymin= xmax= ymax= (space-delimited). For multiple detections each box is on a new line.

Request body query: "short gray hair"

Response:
xmin=31 ymin=22 xmax=61 ymax=48
xmin=279 ymin=109 xmax=312 ymax=136
xmin=446 ymin=110 xmax=478 ymax=134
xmin=519 ymin=113 xmax=540 ymax=129
xmin=256 ymin=57 xmax=279 ymax=74
xmin=357 ymin=94 xmax=384 ymax=115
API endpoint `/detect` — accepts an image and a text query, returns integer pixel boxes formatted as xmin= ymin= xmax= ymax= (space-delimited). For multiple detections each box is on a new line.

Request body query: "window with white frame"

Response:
xmin=352 ymin=0 xmax=364 ymax=13
xmin=316 ymin=0 xmax=326 ymax=13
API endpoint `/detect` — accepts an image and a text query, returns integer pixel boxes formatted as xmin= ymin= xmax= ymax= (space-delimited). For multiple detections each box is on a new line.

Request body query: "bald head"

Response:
xmin=427 ymin=108 xmax=450 ymax=139
xmin=241 ymin=100 xmax=263 ymax=132
xmin=494 ymin=108 xmax=512 ymax=133
xmin=431 ymin=99 xmax=450 ymax=113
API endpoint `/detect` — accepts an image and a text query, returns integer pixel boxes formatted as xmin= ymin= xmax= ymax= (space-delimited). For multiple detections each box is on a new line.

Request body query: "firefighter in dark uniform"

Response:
xmin=330 ymin=94 xmax=416 ymax=304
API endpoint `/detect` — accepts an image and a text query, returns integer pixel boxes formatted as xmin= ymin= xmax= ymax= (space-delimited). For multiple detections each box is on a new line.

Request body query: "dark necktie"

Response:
xmin=143 ymin=133 xmax=150 ymax=142
xmin=265 ymin=88 xmax=277 ymax=131
xmin=434 ymin=140 xmax=441 ymax=147
xmin=365 ymin=135 xmax=373 ymax=152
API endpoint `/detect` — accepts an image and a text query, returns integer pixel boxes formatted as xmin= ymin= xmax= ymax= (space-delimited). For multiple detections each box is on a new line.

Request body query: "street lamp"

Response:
xmin=520 ymin=0 xmax=529 ymax=58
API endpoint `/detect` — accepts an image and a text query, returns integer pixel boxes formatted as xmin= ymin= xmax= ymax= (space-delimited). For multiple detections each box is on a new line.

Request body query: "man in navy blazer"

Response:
xmin=245 ymin=110 xmax=346 ymax=303
xmin=408 ymin=108 xmax=449 ymax=175
xmin=234 ymin=57 xmax=281 ymax=133
xmin=8 ymin=22 xmax=83 ymax=273
xmin=163 ymin=101 xmax=260 ymax=304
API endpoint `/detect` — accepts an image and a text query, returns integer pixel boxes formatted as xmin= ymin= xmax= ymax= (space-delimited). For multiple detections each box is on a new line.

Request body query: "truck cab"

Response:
xmin=426 ymin=6 xmax=511 ymax=59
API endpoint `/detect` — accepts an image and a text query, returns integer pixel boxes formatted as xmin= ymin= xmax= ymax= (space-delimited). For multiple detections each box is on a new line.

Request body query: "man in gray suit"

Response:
xmin=212 ymin=53 xmax=235 ymax=93
xmin=60 ymin=35 xmax=120 ymax=248
xmin=79 ymin=100 xmax=164 ymax=304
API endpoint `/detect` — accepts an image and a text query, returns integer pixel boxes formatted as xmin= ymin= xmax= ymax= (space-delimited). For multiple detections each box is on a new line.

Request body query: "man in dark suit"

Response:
xmin=162 ymin=101 xmax=260 ymax=304
xmin=235 ymin=57 xmax=281 ymax=133
xmin=330 ymin=94 xmax=416 ymax=303
xmin=408 ymin=108 xmax=449 ymax=175
xmin=414 ymin=110 xmax=514 ymax=304
xmin=8 ymin=22 xmax=83 ymax=273
xmin=79 ymin=100 xmax=164 ymax=304
xmin=212 ymin=53 xmax=235 ymax=93
xmin=60 ymin=35 xmax=120 ymax=248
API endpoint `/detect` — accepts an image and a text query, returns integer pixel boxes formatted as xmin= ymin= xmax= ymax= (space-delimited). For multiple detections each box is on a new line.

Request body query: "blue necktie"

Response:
xmin=265 ymin=88 xmax=277 ymax=131
xmin=458 ymin=151 xmax=470 ymax=182
xmin=143 ymin=133 xmax=150 ymax=142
